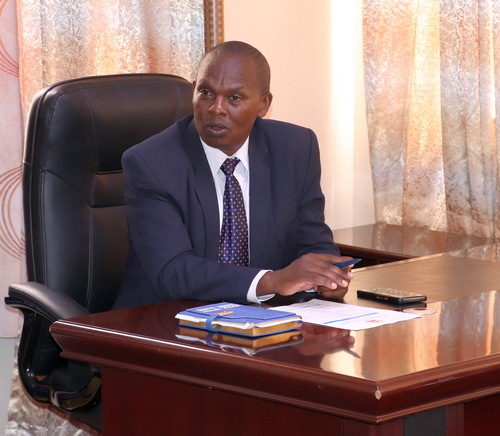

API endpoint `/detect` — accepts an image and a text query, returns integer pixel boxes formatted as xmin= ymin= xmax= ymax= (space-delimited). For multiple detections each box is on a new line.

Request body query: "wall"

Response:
xmin=224 ymin=0 xmax=375 ymax=230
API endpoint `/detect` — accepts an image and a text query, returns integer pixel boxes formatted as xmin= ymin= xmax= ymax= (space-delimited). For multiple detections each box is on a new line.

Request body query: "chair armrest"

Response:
xmin=6 ymin=282 xmax=90 ymax=322
xmin=6 ymin=282 xmax=100 ymax=412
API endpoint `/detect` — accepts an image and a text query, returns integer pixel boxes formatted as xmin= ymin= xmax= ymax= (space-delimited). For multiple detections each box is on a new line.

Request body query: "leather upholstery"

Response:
xmin=24 ymin=73 xmax=193 ymax=312
xmin=6 ymin=73 xmax=193 ymax=431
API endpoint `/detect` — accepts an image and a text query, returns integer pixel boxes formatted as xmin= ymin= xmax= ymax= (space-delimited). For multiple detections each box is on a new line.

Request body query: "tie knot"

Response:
xmin=220 ymin=158 xmax=240 ymax=176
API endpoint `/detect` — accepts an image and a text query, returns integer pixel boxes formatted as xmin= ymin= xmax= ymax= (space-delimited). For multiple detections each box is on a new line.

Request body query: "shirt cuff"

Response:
xmin=246 ymin=270 xmax=274 ymax=304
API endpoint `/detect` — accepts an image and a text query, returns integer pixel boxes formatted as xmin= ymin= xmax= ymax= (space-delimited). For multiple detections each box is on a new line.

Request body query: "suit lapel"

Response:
xmin=184 ymin=120 xmax=220 ymax=260
xmin=184 ymin=118 xmax=271 ymax=264
xmin=248 ymin=123 xmax=271 ymax=266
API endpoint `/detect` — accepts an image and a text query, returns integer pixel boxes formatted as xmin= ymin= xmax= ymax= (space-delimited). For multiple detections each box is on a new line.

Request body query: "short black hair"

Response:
xmin=202 ymin=41 xmax=271 ymax=95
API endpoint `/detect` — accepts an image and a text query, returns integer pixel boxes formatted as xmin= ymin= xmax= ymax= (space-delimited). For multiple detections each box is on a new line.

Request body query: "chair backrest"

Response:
xmin=24 ymin=73 xmax=193 ymax=313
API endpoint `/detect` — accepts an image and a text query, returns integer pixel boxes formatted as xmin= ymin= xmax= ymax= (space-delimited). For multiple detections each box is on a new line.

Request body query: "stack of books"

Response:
xmin=175 ymin=302 xmax=302 ymax=337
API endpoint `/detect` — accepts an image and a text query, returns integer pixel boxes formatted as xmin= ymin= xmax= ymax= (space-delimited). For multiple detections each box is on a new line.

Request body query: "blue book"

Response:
xmin=175 ymin=302 xmax=302 ymax=337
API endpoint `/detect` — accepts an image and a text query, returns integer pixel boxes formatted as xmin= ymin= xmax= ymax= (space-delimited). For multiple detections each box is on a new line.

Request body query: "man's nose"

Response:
xmin=209 ymin=96 xmax=227 ymax=115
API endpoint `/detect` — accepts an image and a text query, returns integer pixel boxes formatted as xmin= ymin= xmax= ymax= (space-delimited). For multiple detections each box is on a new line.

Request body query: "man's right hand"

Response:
xmin=256 ymin=253 xmax=355 ymax=300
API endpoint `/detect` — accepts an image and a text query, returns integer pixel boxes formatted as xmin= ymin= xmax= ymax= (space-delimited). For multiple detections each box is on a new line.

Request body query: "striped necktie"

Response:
xmin=217 ymin=158 xmax=249 ymax=266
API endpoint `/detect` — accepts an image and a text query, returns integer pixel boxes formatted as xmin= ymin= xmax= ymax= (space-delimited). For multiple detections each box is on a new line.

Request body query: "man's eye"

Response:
xmin=200 ymin=89 xmax=211 ymax=96
xmin=230 ymin=95 xmax=241 ymax=102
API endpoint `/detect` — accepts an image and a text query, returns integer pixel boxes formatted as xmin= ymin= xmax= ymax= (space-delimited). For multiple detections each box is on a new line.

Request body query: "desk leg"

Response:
xmin=446 ymin=404 xmax=464 ymax=436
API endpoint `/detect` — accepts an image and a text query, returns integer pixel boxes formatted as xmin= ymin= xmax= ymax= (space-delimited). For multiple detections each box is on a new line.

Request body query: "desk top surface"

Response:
xmin=333 ymin=223 xmax=493 ymax=259
xmin=51 ymin=255 xmax=500 ymax=422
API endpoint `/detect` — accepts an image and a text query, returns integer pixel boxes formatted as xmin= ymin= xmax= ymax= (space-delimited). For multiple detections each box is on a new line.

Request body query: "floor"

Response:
xmin=0 ymin=338 xmax=14 ymax=436
xmin=1 ymin=336 xmax=97 ymax=436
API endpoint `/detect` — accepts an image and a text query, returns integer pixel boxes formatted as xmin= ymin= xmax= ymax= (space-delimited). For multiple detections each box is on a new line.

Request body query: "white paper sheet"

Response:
xmin=273 ymin=299 xmax=422 ymax=331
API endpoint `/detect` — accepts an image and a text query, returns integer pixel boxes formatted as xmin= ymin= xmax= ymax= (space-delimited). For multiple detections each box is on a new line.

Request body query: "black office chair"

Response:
xmin=5 ymin=73 xmax=193 ymax=432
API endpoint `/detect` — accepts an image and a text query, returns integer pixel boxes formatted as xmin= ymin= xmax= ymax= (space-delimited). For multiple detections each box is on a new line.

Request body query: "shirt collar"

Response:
xmin=200 ymin=137 xmax=250 ymax=178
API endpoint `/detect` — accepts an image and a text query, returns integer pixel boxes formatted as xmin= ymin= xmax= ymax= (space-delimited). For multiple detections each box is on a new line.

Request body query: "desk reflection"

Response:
xmin=174 ymin=322 xmax=356 ymax=366
xmin=322 ymin=290 xmax=500 ymax=380
xmin=334 ymin=222 xmax=496 ymax=261
xmin=294 ymin=324 xmax=355 ymax=357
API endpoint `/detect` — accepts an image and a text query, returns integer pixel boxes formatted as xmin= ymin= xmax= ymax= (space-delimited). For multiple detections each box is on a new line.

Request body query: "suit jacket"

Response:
xmin=113 ymin=114 xmax=339 ymax=309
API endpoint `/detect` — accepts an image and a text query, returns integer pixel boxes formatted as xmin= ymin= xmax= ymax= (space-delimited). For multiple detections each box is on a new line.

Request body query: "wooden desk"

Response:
xmin=51 ymin=256 xmax=500 ymax=436
xmin=333 ymin=223 xmax=492 ymax=266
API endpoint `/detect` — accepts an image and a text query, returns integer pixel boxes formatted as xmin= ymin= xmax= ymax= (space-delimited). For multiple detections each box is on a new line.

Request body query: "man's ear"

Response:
xmin=258 ymin=92 xmax=273 ymax=118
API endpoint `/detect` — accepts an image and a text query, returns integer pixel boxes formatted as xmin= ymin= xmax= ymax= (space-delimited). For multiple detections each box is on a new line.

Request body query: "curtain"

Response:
xmin=17 ymin=0 xmax=205 ymax=120
xmin=0 ymin=0 xmax=24 ymax=339
xmin=364 ymin=0 xmax=500 ymax=242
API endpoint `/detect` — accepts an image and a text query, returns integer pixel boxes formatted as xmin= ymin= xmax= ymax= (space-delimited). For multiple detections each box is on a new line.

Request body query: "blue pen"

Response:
xmin=334 ymin=258 xmax=362 ymax=269
xmin=303 ymin=258 xmax=362 ymax=293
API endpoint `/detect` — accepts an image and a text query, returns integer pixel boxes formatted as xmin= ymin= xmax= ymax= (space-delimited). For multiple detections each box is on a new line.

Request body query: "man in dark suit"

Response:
xmin=113 ymin=41 xmax=354 ymax=309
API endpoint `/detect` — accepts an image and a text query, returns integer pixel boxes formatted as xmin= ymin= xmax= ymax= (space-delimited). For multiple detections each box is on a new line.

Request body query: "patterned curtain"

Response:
xmin=364 ymin=0 xmax=500 ymax=241
xmin=17 ymin=0 xmax=205 ymax=120
xmin=4 ymin=0 xmax=209 ymax=434
xmin=0 ymin=0 xmax=24 ymax=339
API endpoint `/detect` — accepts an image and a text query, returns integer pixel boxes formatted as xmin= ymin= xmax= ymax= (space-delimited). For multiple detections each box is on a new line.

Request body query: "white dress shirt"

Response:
xmin=201 ymin=137 xmax=272 ymax=303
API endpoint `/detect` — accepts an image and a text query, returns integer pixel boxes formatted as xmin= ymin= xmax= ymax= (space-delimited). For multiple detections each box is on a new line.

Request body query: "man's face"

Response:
xmin=193 ymin=51 xmax=272 ymax=155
